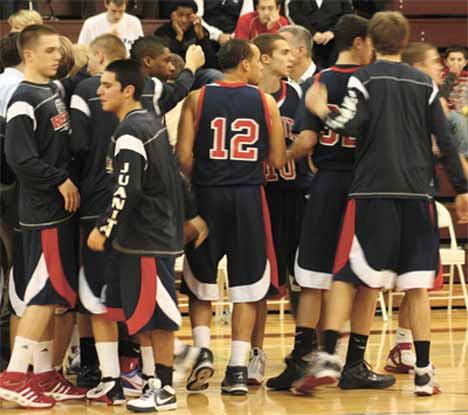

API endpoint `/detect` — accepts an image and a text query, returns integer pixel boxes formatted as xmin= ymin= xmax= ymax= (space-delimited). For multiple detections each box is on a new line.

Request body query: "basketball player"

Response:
xmin=86 ymin=59 xmax=185 ymax=411
xmin=301 ymin=11 xmax=468 ymax=396
xmin=177 ymin=39 xmax=286 ymax=395
xmin=0 ymin=24 xmax=85 ymax=408
xmin=248 ymin=33 xmax=312 ymax=385
xmin=266 ymin=14 xmax=395 ymax=392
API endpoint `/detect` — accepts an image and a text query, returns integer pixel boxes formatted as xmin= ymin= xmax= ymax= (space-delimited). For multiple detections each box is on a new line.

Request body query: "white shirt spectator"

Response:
xmin=78 ymin=12 xmax=143 ymax=52
xmin=0 ymin=67 xmax=23 ymax=118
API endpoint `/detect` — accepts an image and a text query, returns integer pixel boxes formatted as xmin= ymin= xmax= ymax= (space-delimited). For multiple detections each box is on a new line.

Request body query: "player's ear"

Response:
xmin=123 ymin=84 xmax=136 ymax=99
xmin=142 ymin=55 xmax=153 ymax=69
xmin=260 ymin=53 xmax=270 ymax=65
xmin=240 ymin=58 xmax=250 ymax=72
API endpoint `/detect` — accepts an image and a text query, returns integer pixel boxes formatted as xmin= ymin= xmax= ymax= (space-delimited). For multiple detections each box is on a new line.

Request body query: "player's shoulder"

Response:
xmin=9 ymin=82 xmax=49 ymax=107
xmin=73 ymin=75 xmax=100 ymax=97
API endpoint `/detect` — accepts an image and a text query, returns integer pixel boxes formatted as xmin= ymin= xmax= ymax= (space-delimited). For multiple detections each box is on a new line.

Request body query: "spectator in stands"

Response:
xmin=287 ymin=0 xmax=353 ymax=67
xmin=78 ymin=0 xmax=143 ymax=53
xmin=153 ymin=0 xmax=219 ymax=71
xmin=442 ymin=46 xmax=468 ymax=115
xmin=234 ymin=0 xmax=288 ymax=40
xmin=8 ymin=9 xmax=43 ymax=33
xmin=194 ymin=0 xmax=254 ymax=45
xmin=279 ymin=25 xmax=319 ymax=84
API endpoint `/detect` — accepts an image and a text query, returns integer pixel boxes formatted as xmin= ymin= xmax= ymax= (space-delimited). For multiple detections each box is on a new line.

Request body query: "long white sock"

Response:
xmin=173 ymin=337 xmax=186 ymax=356
xmin=193 ymin=326 xmax=210 ymax=349
xmin=95 ymin=342 xmax=120 ymax=379
xmin=7 ymin=336 xmax=36 ymax=373
xmin=228 ymin=340 xmax=250 ymax=367
xmin=140 ymin=346 xmax=155 ymax=377
xmin=396 ymin=327 xmax=413 ymax=345
xmin=33 ymin=340 xmax=53 ymax=374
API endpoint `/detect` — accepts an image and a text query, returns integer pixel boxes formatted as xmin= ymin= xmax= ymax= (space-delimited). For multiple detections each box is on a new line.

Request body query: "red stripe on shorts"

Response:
xmin=333 ymin=199 xmax=356 ymax=275
xmin=260 ymin=186 xmax=284 ymax=298
xmin=127 ymin=257 xmax=157 ymax=335
xmin=41 ymin=227 xmax=77 ymax=307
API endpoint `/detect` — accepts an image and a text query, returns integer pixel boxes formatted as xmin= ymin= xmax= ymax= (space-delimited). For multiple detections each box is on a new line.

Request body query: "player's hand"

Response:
xmin=218 ymin=33 xmax=232 ymax=45
xmin=306 ymin=81 xmax=330 ymax=121
xmin=313 ymin=32 xmax=325 ymax=44
xmin=455 ymin=193 xmax=468 ymax=224
xmin=171 ymin=12 xmax=184 ymax=42
xmin=266 ymin=9 xmax=280 ymax=30
xmin=192 ymin=15 xmax=205 ymax=40
xmin=189 ymin=215 xmax=209 ymax=248
xmin=87 ymin=227 xmax=107 ymax=252
xmin=58 ymin=178 xmax=80 ymax=212
xmin=321 ymin=31 xmax=335 ymax=45
xmin=185 ymin=45 xmax=205 ymax=73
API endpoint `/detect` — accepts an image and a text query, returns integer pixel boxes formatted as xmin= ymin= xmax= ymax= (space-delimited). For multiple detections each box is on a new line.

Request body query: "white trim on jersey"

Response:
xmin=228 ymin=258 xmax=271 ymax=303
xmin=78 ymin=267 xmax=107 ymax=315
xmin=114 ymin=134 xmax=148 ymax=163
xmin=23 ymin=254 xmax=49 ymax=306
xmin=156 ymin=276 xmax=182 ymax=328
xmin=7 ymin=101 xmax=37 ymax=131
xmin=396 ymin=270 xmax=435 ymax=291
xmin=348 ymin=76 xmax=369 ymax=100
xmin=183 ymin=256 xmax=220 ymax=301
xmin=429 ymin=80 xmax=439 ymax=105
xmin=70 ymin=94 xmax=91 ymax=117
xmin=8 ymin=268 xmax=26 ymax=317
xmin=294 ymin=251 xmax=332 ymax=290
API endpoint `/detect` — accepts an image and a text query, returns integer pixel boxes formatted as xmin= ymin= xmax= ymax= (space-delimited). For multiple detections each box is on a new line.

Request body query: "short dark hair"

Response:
xmin=169 ymin=0 xmax=198 ymax=14
xmin=334 ymin=14 xmax=368 ymax=53
xmin=446 ymin=45 xmax=467 ymax=59
xmin=130 ymin=36 xmax=168 ymax=63
xmin=253 ymin=33 xmax=286 ymax=57
xmin=254 ymin=0 xmax=281 ymax=7
xmin=0 ymin=33 xmax=21 ymax=69
xmin=217 ymin=39 xmax=254 ymax=71
xmin=402 ymin=42 xmax=436 ymax=66
xmin=105 ymin=0 xmax=127 ymax=6
xmin=368 ymin=11 xmax=409 ymax=55
xmin=105 ymin=59 xmax=145 ymax=100
xmin=17 ymin=24 xmax=58 ymax=58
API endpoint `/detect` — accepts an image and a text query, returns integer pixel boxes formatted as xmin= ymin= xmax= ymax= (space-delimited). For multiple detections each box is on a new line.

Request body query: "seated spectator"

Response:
xmin=279 ymin=25 xmax=319 ymax=84
xmin=287 ymin=0 xmax=353 ymax=67
xmin=8 ymin=9 xmax=43 ymax=33
xmin=234 ymin=0 xmax=288 ymax=40
xmin=78 ymin=0 xmax=143 ymax=53
xmin=154 ymin=0 xmax=219 ymax=70
xmin=441 ymin=46 xmax=468 ymax=114
xmin=194 ymin=0 xmax=254 ymax=45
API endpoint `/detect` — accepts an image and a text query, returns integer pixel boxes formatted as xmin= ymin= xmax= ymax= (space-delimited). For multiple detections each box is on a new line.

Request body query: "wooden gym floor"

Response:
xmin=2 ymin=309 xmax=468 ymax=414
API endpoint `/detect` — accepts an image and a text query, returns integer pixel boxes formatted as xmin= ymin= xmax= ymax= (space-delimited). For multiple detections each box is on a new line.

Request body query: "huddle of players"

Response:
xmin=1 ymin=10 xmax=468 ymax=414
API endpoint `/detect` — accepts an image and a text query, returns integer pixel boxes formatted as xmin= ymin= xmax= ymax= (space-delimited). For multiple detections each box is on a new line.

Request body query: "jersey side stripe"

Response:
xmin=70 ymin=94 xmax=91 ymax=117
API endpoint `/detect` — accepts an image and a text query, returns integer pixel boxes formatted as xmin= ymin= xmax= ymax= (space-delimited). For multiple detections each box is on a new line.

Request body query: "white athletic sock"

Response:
xmin=173 ymin=337 xmax=186 ymax=356
xmin=33 ymin=340 xmax=53 ymax=374
xmin=228 ymin=340 xmax=250 ymax=367
xmin=396 ymin=327 xmax=413 ymax=345
xmin=193 ymin=326 xmax=210 ymax=349
xmin=95 ymin=342 xmax=120 ymax=379
xmin=140 ymin=346 xmax=155 ymax=377
xmin=7 ymin=336 xmax=36 ymax=373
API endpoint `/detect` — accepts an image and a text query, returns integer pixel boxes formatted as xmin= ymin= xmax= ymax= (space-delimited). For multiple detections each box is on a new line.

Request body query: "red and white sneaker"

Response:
xmin=34 ymin=370 xmax=87 ymax=401
xmin=385 ymin=343 xmax=415 ymax=374
xmin=0 ymin=371 xmax=55 ymax=409
xmin=415 ymin=364 xmax=441 ymax=396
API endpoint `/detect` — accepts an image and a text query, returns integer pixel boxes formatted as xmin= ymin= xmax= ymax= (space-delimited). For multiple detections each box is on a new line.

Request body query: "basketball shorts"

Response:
xmin=78 ymin=221 xmax=117 ymax=315
xmin=295 ymin=170 xmax=353 ymax=290
xmin=265 ymin=187 xmax=307 ymax=295
xmin=8 ymin=228 xmax=26 ymax=317
xmin=333 ymin=198 xmax=439 ymax=291
xmin=104 ymin=252 xmax=180 ymax=335
xmin=21 ymin=219 xmax=79 ymax=309
xmin=182 ymin=185 xmax=279 ymax=303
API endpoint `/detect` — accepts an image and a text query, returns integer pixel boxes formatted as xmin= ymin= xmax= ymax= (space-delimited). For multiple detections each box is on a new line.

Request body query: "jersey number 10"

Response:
xmin=210 ymin=117 xmax=259 ymax=161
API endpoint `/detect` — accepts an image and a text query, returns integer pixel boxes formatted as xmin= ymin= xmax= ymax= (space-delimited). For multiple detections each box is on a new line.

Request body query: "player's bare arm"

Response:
xmin=289 ymin=130 xmax=318 ymax=161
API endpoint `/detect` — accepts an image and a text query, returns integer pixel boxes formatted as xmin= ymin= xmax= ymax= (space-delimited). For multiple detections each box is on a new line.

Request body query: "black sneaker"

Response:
xmin=339 ymin=360 xmax=396 ymax=389
xmin=77 ymin=365 xmax=101 ymax=389
xmin=221 ymin=366 xmax=248 ymax=395
xmin=127 ymin=378 xmax=177 ymax=412
xmin=186 ymin=347 xmax=214 ymax=392
xmin=86 ymin=377 xmax=126 ymax=405
xmin=266 ymin=355 xmax=308 ymax=391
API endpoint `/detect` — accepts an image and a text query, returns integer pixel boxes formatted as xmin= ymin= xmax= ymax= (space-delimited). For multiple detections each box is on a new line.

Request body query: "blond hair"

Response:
xmin=90 ymin=34 xmax=127 ymax=61
xmin=8 ymin=9 xmax=43 ymax=32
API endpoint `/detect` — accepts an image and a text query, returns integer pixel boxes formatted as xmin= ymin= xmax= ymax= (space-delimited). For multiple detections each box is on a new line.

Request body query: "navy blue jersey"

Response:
xmin=299 ymin=65 xmax=360 ymax=171
xmin=265 ymin=80 xmax=313 ymax=191
xmin=192 ymin=82 xmax=270 ymax=187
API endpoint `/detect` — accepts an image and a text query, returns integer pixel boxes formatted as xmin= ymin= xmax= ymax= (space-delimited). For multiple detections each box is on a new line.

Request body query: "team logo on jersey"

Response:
xmin=51 ymin=99 xmax=70 ymax=131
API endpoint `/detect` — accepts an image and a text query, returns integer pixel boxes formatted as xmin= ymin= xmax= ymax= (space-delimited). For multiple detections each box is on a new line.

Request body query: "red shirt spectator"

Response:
xmin=234 ymin=0 xmax=289 ymax=40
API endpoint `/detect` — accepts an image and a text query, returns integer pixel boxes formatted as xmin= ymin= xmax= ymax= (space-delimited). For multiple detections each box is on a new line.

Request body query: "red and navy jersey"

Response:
xmin=299 ymin=65 xmax=360 ymax=172
xmin=265 ymin=80 xmax=313 ymax=191
xmin=192 ymin=82 xmax=271 ymax=187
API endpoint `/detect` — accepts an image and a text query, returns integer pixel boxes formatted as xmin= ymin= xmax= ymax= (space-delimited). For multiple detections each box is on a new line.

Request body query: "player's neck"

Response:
xmin=376 ymin=53 xmax=402 ymax=62
xmin=291 ymin=58 xmax=312 ymax=82
xmin=258 ymin=73 xmax=281 ymax=94
xmin=117 ymin=100 xmax=143 ymax=121
xmin=14 ymin=63 xmax=25 ymax=73
xmin=223 ymin=72 xmax=249 ymax=84
xmin=23 ymin=66 xmax=50 ymax=84
xmin=335 ymin=50 xmax=360 ymax=66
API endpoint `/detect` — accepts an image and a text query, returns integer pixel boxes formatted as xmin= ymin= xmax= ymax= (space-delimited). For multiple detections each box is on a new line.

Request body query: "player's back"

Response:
xmin=192 ymin=82 xmax=270 ymax=187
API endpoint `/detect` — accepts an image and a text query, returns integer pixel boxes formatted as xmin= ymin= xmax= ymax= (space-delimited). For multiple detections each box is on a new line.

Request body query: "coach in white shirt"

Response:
xmin=78 ymin=0 xmax=143 ymax=53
